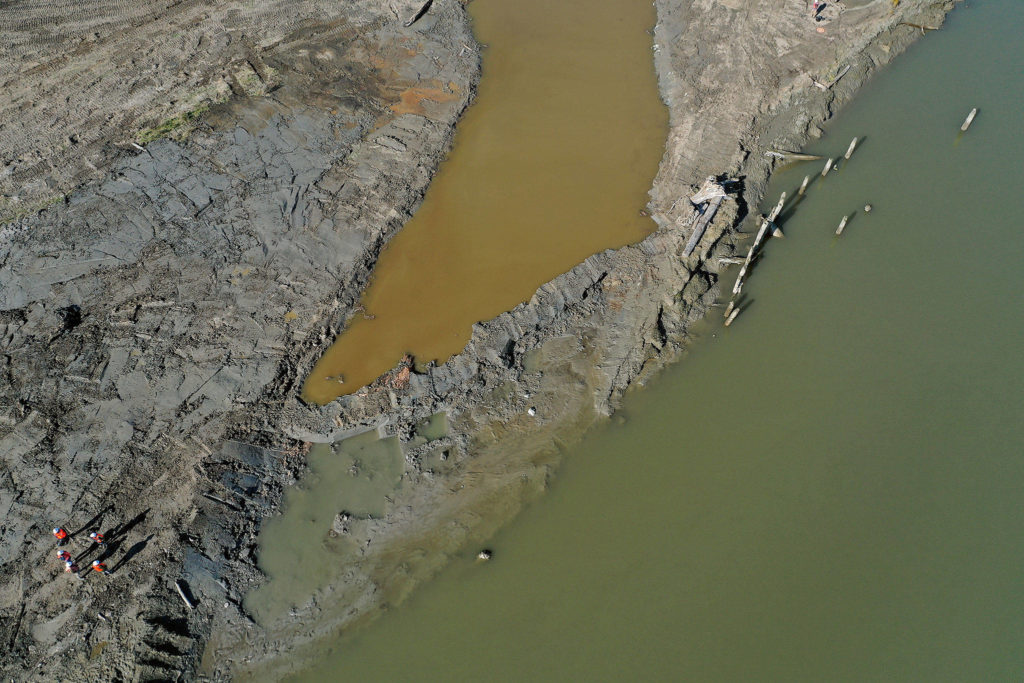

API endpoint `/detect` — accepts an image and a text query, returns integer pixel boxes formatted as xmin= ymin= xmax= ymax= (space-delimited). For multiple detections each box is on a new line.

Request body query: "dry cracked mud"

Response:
xmin=0 ymin=0 xmax=956 ymax=679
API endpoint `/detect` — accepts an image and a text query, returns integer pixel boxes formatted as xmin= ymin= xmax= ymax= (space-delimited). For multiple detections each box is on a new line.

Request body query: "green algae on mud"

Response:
xmin=301 ymin=0 xmax=668 ymax=404
xmin=285 ymin=1 xmax=1024 ymax=680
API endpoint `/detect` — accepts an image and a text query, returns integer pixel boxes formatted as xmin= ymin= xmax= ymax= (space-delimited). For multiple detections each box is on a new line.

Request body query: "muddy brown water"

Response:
xmin=264 ymin=1 xmax=1024 ymax=679
xmin=301 ymin=0 xmax=667 ymax=403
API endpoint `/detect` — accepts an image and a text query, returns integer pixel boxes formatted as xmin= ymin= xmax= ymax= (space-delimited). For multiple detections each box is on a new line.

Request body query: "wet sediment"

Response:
xmin=0 ymin=0 xmax=956 ymax=680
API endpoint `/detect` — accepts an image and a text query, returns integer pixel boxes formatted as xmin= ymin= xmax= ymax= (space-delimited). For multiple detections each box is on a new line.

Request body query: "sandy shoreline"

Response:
xmin=0 ymin=0 xmax=955 ymax=679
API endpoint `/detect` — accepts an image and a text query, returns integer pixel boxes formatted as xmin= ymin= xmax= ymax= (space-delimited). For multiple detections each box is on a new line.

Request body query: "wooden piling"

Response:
xmin=844 ymin=137 xmax=858 ymax=159
xmin=960 ymin=108 xmax=978 ymax=132
xmin=835 ymin=215 xmax=849 ymax=236
xmin=798 ymin=175 xmax=810 ymax=196
xmin=821 ymin=158 xmax=833 ymax=177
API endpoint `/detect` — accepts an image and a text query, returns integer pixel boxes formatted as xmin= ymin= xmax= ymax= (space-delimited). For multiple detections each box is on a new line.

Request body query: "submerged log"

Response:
xmin=960 ymin=108 xmax=978 ymax=132
xmin=724 ymin=307 xmax=741 ymax=327
xmin=798 ymin=175 xmax=810 ymax=196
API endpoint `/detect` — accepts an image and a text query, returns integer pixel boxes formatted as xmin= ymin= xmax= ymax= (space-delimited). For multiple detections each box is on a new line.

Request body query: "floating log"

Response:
xmin=175 ymin=580 xmax=195 ymax=610
xmin=765 ymin=150 xmax=824 ymax=162
xmin=835 ymin=215 xmax=849 ymax=236
xmin=844 ymin=137 xmax=858 ymax=160
xmin=798 ymin=175 xmax=810 ymax=196
xmin=821 ymin=158 xmax=834 ymax=177
xmin=724 ymin=307 xmax=741 ymax=327
xmin=723 ymin=299 xmax=736 ymax=319
xmin=960 ymin=108 xmax=978 ymax=132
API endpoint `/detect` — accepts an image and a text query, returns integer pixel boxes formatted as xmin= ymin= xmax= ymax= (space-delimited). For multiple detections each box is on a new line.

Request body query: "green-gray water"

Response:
xmin=286 ymin=2 xmax=1024 ymax=679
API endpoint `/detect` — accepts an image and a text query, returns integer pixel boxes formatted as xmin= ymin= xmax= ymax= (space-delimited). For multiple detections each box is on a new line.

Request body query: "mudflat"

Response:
xmin=0 ymin=0 xmax=955 ymax=680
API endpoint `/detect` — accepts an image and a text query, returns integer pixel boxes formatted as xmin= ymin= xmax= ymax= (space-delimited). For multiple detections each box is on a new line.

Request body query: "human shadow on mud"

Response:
xmin=107 ymin=509 xmax=149 ymax=543
xmin=70 ymin=505 xmax=113 ymax=539
xmin=111 ymin=534 xmax=154 ymax=574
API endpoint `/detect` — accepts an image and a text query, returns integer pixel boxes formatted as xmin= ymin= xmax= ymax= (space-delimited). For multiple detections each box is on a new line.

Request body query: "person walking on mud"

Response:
xmin=52 ymin=527 xmax=69 ymax=546
xmin=89 ymin=531 xmax=106 ymax=548
xmin=91 ymin=560 xmax=109 ymax=576
xmin=65 ymin=560 xmax=84 ymax=579
xmin=56 ymin=549 xmax=72 ymax=564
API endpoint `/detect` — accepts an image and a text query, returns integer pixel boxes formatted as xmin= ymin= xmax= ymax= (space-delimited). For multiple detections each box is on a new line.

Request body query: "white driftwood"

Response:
xmin=732 ymin=192 xmax=785 ymax=294
xmin=175 ymin=580 xmax=195 ymax=610
xmin=765 ymin=150 xmax=823 ymax=162
xmin=844 ymin=137 xmax=858 ymax=160
xmin=835 ymin=215 xmax=849 ymax=236
xmin=821 ymin=158 xmax=834 ymax=177
xmin=682 ymin=195 xmax=724 ymax=258
xmin=724 ymin=307 xmax=741 ymax=327
xmin=798 ymin=175 xmax=810 ymax=196
xmin=961 ymin=108 xmax=978 ymax=132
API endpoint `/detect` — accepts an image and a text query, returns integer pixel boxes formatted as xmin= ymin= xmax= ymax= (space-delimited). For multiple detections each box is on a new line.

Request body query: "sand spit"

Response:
xmin=0 ymin=0 xmax=955 ymax=679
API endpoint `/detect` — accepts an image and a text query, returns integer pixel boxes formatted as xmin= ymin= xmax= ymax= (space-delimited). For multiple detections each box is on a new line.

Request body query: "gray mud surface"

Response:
xmin=0 ymin=0 xmax=955 ymax=679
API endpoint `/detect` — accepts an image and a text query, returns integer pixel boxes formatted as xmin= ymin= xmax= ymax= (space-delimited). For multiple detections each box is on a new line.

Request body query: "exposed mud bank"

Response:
xmin=0 ymin=0 xmax=955 ymax=680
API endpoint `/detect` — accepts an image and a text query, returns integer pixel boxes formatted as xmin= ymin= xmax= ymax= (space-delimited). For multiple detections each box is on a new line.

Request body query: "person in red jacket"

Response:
xmin=88 ymin=531 xmax=106 ymax=548
xmin=52 ymin=527 xmax=68 ymax=546
xmin=56 ymin=549 xmax=72 ymax=563
xmin=91 ymin=560 xmax=108 ymax=575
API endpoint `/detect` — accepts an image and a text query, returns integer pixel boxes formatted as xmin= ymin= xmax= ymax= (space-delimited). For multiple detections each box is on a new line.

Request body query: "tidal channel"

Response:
xmin=301 ymin=0 xmax=667 ymax=403
xmin=286 ymin=1 xmax=1024 ymax=679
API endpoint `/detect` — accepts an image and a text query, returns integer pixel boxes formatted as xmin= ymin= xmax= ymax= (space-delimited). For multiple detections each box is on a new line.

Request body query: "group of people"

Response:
xmin=52 ymin=527 xmax=110 ymax=579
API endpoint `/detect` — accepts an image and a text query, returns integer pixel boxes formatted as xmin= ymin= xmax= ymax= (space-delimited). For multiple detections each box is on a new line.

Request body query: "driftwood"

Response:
xmin=765 ymin=150 xmax=823 ymax=162
xmin=844 ymin=137 xmax=859 ymax=160
xmin=175 ymin=579 xmax=195 ymax=610
xmin=960 ymin=108 xmax=978 ymax=132
xmin=798 ymin=175 xmax=810 ymax=196
xmin=732 ymin=192 xmax=785 ymax=295
xmin=835 ymin=215 xmax=849 ymax=236
xmin=811 ymin=64 xmax=851 ymax=91
xmin=404 ymin=0 xmax=433 ymax=27
xmin=682 ymin=195 xmax=724 ymax=258
xmin=724 ymin=307 xmax=741 ymax=327
xmin=899 ymin=22 xmax=940 ymax=33
xmin=689 ymin=177 xmax=727 ymax=205
xmin=821 ymin=157 xmax=833 ymax=177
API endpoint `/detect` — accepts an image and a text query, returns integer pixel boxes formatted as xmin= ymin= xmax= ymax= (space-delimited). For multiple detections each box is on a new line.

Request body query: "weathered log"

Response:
xmin=844 ymin=137 xmax=858 ymax=160
xmin=765 ymin=150 xmax=823 ymax=162
xmin=175 ymin=579 xmax=195 ymax=610
xmin=835 ymin=215 xmax=849 ymax=236
xmin=821 ymin=158 xmax=834 ymax=177
xmin=724 ymin=307 xmax=741 ymax=327
xmin=732 ymin=192 xmax=784 ymax=294
xmin=798 ymin=175 xmax=810 ymax=196
xmin=404 ymin=0 xmax=433 ymax=26
xmin=960 ymin=108 xmax=978 ymax=132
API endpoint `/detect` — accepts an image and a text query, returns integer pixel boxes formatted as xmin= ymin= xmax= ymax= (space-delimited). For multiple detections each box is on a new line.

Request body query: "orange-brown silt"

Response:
xmin=302 ymin=0 xmax=668 ymax=404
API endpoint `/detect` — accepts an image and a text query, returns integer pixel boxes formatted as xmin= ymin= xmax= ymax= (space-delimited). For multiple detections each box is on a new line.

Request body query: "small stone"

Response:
xmin=527 ymin=407 xmax=536 ymax=416
xmin=477 ymin=549 xmax=492 ymax=561
xmin=864 ymin=204 xmax=873 ymax=212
